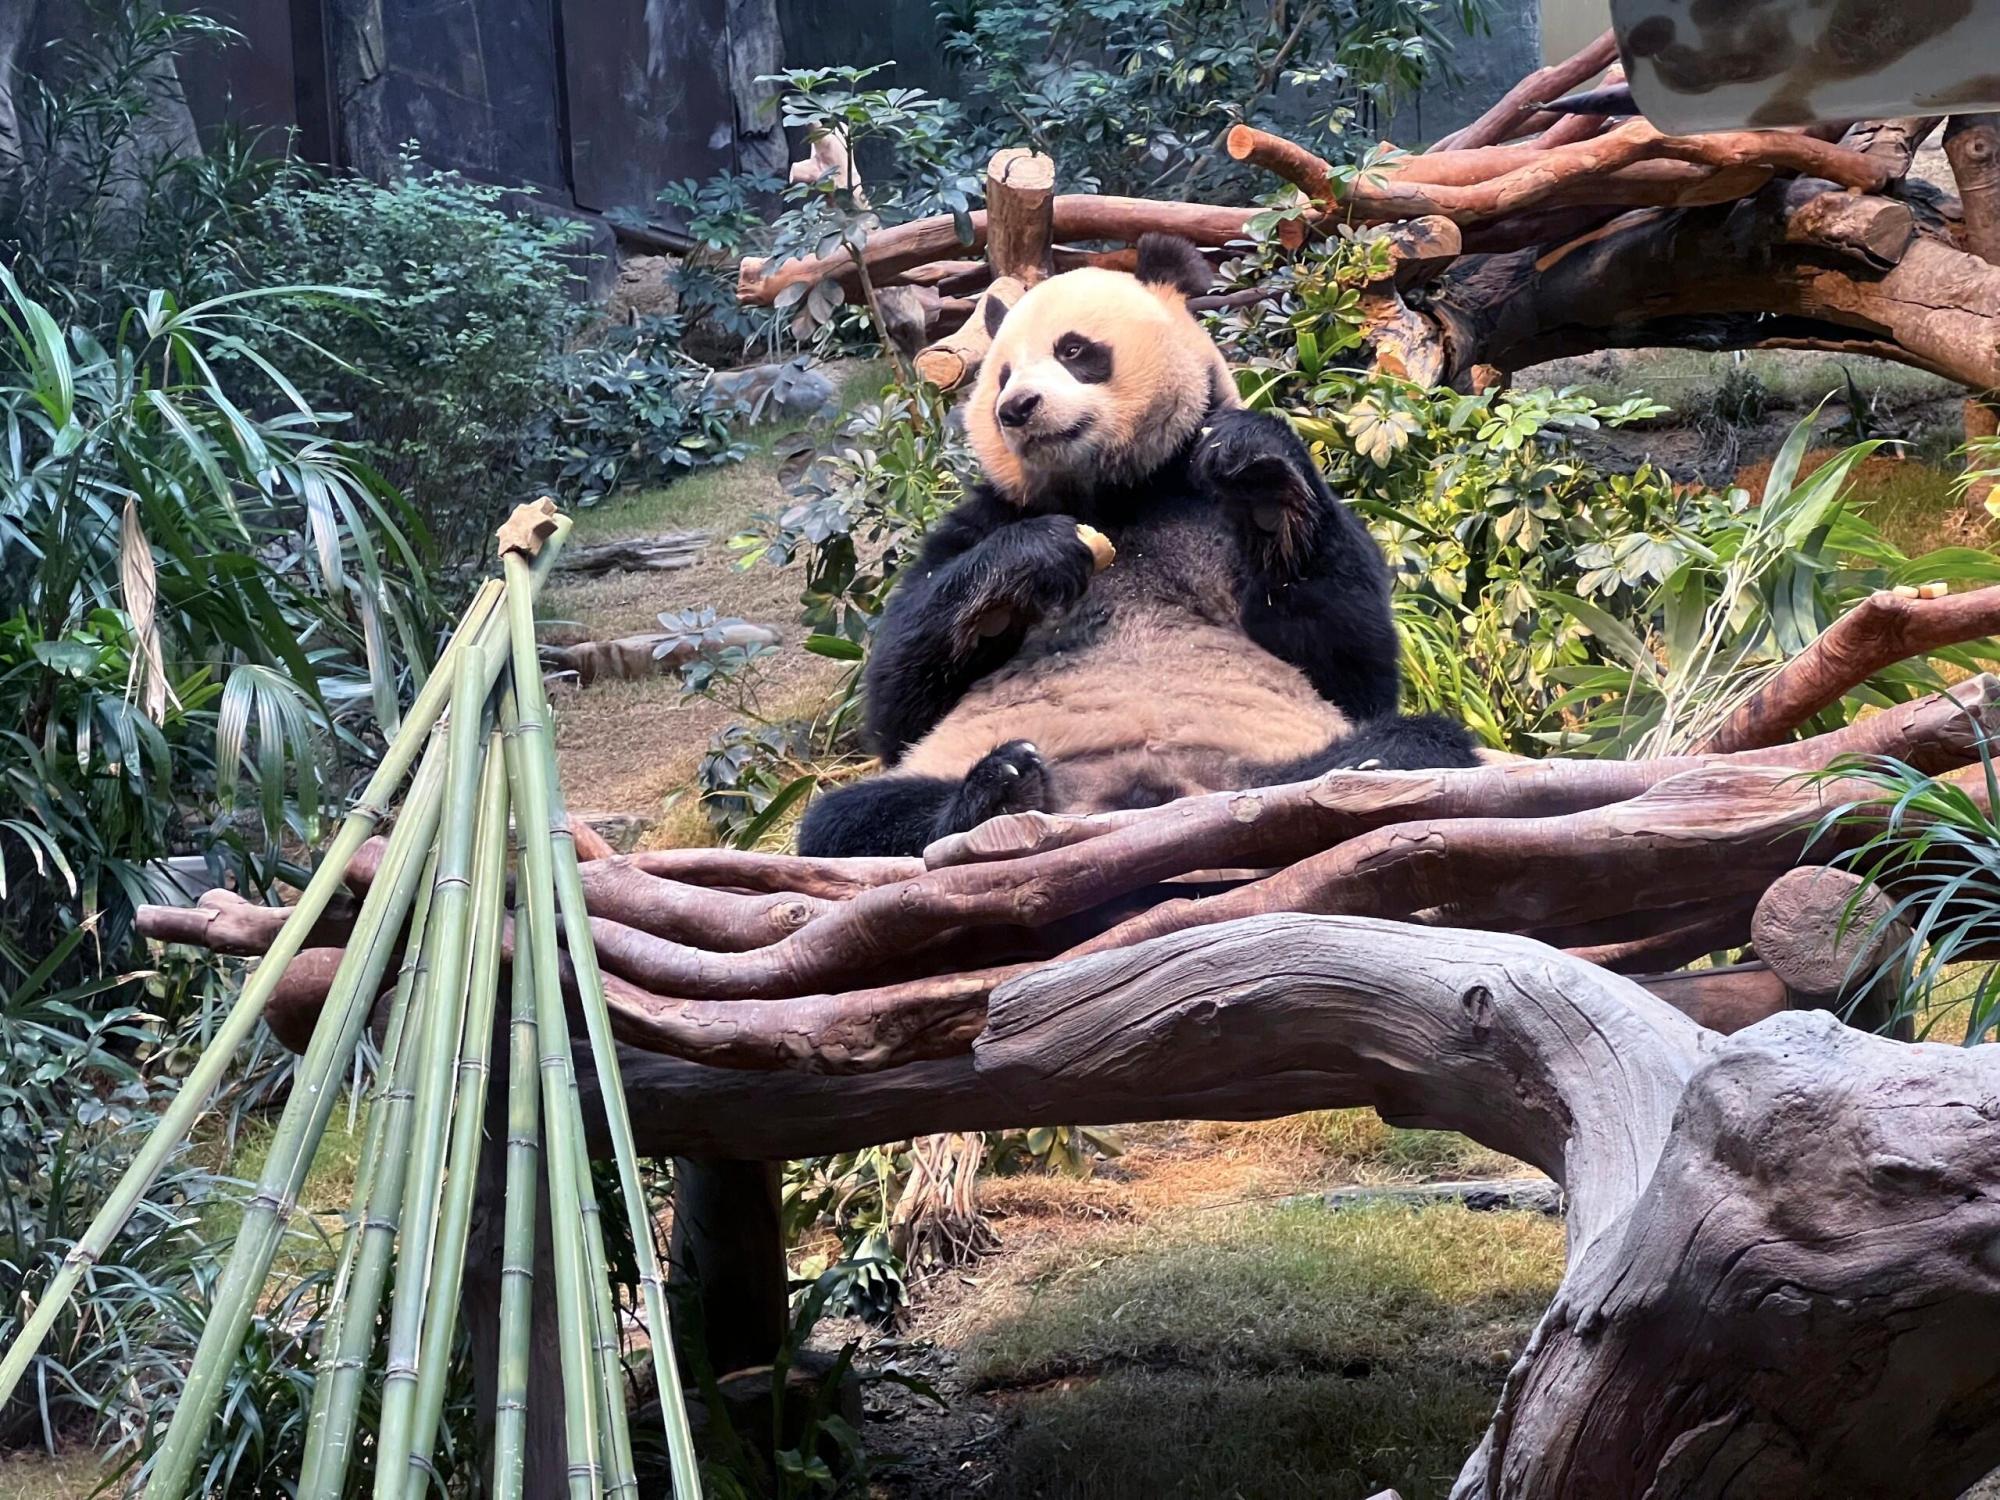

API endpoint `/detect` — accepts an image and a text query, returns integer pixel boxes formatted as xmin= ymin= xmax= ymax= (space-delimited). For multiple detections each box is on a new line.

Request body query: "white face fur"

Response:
xmin=966 ymin=262 xmax=1238 ymax=503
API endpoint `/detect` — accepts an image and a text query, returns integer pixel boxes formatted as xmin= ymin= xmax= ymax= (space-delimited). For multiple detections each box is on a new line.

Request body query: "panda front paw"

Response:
xmin=957 ymin=516 xmax=1098 ymax=648
xmin=935 ymin=740 xmax=1050 ymax=836
xmin=1191 ymin=411 xmax=1323 ymax=566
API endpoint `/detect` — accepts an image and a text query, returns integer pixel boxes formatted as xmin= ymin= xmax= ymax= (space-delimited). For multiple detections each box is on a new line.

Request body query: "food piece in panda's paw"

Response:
xmin=1075 ymin=523 xmax=1116 ymax=572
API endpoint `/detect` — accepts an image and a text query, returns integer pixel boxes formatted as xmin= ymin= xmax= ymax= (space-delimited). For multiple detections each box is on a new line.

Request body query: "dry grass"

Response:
xmin=0 ymin=1452 xmax=108 ymax=1500
xmin=548 ymin=446 xmax=851 ymax=846
xmin=1203 ymin=1110 xmax=1520 ymax=1185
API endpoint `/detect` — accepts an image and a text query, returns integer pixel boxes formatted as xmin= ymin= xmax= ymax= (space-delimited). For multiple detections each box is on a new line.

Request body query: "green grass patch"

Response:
xmin=967 ymin=1202 xmax=1562 ymax=1499
xmin=1526 ymin=348 xmax=1956 ymax=414
xmin=1253 ymin=1109 xmax=1518 ymax=1183
xmin=566 ymin=450 xmax=785 ymax=546
xmin=1847 ymin=459 xmax=1964 ymax=556
xmin=567 ymin=355 xmax=895 ymax=546
xmin=200 ymin=1104 xmax=371 ymax=1278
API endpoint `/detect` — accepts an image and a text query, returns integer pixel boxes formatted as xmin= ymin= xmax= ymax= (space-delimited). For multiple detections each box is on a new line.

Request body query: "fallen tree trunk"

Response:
xmin=543 ymin=622 xmax=779 ymax=687
xmin=550 ymin=532 xmax=707 ymax=575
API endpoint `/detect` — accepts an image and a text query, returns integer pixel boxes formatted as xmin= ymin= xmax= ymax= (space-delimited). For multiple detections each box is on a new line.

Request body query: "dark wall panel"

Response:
xmin=373 ymin=0 xmax=570 ymax=192
xmin=176 ymin=0 xmax=302 ymax=143
xmin=562 ymin=0 xmax=736 ymax=215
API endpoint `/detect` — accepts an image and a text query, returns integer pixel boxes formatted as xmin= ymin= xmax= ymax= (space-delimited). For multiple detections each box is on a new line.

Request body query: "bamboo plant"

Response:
xmin=0 ymin=501 xmax=703 ymax=1499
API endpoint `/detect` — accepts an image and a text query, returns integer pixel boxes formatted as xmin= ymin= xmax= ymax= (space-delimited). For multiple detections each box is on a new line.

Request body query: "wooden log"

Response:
xmin=550 ymin=531 xmax=707 ymax=576
xmin=1779 ymin=178 xmax=1917 ymax=266
xmin=1632 ymin=962 xmax=1791 ymax=1035
xmin=1560 ymin=899 xmax=1757 ymax=974
xmin=967 ymin=917 xmax=2000 ymax=1500
xmin=1752 ymin=866 xmax=1913 ymax=1037
xmin=983 ymin=148 xmax=1055 ymax=283
xmin=892 ymin=258 xmax=986 ymax=288
xmin=914 ymin=275 xmax=1025 ymax=392
xmin=1839 ymin=117 xmax=1942 ymax=174
xmin=1697 ymin=588 xmax=2000 ymax=753
xmin=738 ymin=198 xmax=1280 ymax=307
xmin=1423 ymin=187 xmax=2000 ymax=394
xmin=1945 ymin=114 xmax=2000 ymax=519
xmin=543 ymin=622 xmax=779 ymax=687
xmin=669 ymin=1159 xmax=789 ymax=1377
xmin=1429 ymin=29 xmax=1620 ymax=151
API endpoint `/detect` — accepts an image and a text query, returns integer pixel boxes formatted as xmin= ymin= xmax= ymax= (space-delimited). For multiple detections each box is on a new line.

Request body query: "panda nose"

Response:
xmin=998 ymin=391 xmax=1042 ymax=429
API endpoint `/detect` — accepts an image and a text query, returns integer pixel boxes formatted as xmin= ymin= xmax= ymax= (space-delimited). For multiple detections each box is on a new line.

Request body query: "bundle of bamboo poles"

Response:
xmin=0 ymin=501 xmax=699 ymax=1500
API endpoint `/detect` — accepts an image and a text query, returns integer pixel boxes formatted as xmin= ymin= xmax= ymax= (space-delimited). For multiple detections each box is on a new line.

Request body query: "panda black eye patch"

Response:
xmin=1054 ymin=334 xmax=1113 ymax=384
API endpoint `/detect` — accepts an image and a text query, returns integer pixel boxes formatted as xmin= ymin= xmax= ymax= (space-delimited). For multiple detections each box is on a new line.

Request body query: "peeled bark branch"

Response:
xmin=1430 ymin=29 xmax=1620 ymax=152
xmin=738 ymin=198 xmax=1287 ymax=307
xmin=1697 ymin=587 xmax=2000 ymax=753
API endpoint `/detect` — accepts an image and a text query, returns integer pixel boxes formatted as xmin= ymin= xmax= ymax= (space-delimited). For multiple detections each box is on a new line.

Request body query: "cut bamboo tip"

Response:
xmin=497 ymin=497 xmax=564 ymax=558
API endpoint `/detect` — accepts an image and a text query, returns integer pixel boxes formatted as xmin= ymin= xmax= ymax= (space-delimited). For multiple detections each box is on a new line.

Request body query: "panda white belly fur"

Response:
xmin=895 ymin=510 xmax=1349 ymax=813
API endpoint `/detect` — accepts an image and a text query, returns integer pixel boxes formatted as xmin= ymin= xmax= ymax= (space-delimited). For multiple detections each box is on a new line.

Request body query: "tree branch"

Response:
xmin=1697 ymin=587 xmax=2000 ymax=753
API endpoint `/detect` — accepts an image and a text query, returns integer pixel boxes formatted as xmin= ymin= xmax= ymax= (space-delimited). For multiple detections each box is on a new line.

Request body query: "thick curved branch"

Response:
xmin=1229 ymin=119 xmax=1874 ymax=225
xmin=1698 ymin=587 xmax=2000 ymax=753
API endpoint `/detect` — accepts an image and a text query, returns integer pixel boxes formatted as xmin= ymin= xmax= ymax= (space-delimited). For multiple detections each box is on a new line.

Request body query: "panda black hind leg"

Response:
xmin=1254 ymin=713 xmax=1482 ymax=783
xmin=795 ymin=742 xmax=1050 ymax=858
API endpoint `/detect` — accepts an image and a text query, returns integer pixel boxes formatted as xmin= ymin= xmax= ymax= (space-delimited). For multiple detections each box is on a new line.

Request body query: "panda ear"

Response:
xmin=983 ymin=286 xmax=1012 ymax=338
xmin=1134 ymin=233 xmax=1212 ymax=301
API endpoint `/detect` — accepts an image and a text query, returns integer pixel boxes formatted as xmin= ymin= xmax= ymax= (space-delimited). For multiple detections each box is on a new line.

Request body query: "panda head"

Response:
xmin=967 ymin=234 xmax=1238 ymax=503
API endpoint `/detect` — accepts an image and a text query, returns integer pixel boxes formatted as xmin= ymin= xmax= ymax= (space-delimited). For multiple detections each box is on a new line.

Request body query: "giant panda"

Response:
xmin=795 ymin=233 xmax=1478 ymax=859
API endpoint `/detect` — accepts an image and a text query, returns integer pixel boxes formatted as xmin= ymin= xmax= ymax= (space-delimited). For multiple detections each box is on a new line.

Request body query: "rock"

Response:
xmin=709 ymin=357 xmax=839 ymax=420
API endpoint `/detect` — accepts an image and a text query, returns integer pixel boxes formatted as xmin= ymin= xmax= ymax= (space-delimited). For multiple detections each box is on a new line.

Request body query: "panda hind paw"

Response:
xmin=941 ymin=740 xmax=1050 ymax=834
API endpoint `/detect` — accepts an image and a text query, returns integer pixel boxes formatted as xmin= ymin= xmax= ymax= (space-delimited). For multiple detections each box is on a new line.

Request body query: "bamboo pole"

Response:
xmin=576 ymin=1142 xmax=640 ymax=1500
xmin=143 ymin=725 xmax=461 ymax=1497
xmin=373 ymin=659 xmax=505 ymax=1497
xmin=500 ymin=681 xmax=604 ymax=1500
xmin=504 ymin=547 xmax=704 ymax=1494
xmin=0 ymin=578 xmax=501 ymax=1416
xmin=400 ymin=736 xmax=515 ymax=1490
xmin=490 ymin=891 xmax=544 ymax=1500
xmin=296 ymin=841 xmax=442 ymax=1497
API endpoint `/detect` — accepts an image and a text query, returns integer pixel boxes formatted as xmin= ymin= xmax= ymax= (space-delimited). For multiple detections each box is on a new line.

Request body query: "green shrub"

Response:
xmin=0 ymin=0 xmax=284 ymax=327
xmin=934 ymin=0 xmax=1487 ymax=196
xmin=0 ymin=265 xmax=432 ymax=1473
xmin=250 ymin=152 xmax=586 ymax=558
xmin=526 ymin=314 xmax=748 ymax=506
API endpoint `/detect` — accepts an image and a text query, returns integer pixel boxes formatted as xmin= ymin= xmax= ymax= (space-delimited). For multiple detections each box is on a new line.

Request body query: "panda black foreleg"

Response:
xmin=1190 ymin=407 xmax=1348 ymax=581
xmin=862 ymin=513 xmax=1098 ymax=760
xmin=796 ymin=742 xmax=1050 ymax=858
xmin=1193 ymin=409 xmax=1405 ymax=721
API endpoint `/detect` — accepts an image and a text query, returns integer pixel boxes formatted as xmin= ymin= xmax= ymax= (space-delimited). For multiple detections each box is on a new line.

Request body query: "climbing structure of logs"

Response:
xmin=740 ymin=30 xmax=2000 ymax=500
xmin=143 ymin=582 xmax=2000 ymax=1093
